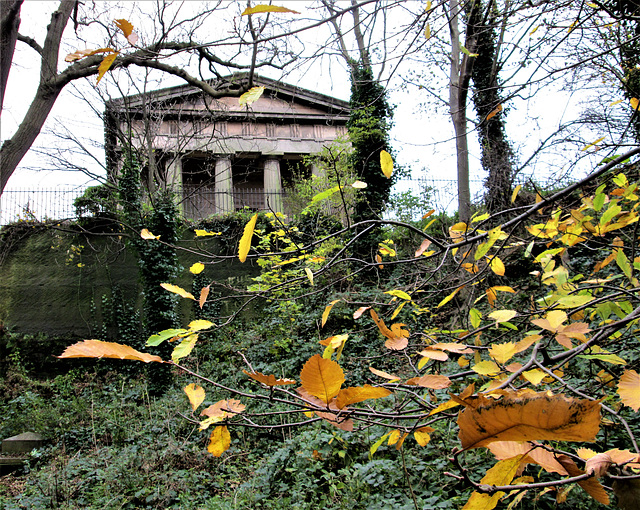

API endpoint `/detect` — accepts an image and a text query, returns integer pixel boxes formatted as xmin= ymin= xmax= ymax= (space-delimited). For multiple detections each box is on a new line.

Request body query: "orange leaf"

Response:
xmin=406 ymin=374 xmax=452 ymax=389
xmin=486 ymin=441 xmax=568 ymax=475
xmin=369 ymin=366 xmax=401 ymax=382
xmin=556 ymin=454 xmax=609 ymax=504
xmin=184 ymin=383 xmax=205 ymax=412
xmin=335 ymin=384 xmax=391 ymax=409
xmin=299 ymin=354 xmax=345 ymax=403
xmin=485 ymin=103 xmax=503 ymax=121
xmin=58 ymin=340 xmax=164 ymax=363
xmin=114 ymin=18 xmax=138 ymax=45
xmin=458 ymin=392 xmax=601 ymax=450
xmin=243 ymin=370 xmax=296 ymax=386
xmin=65 ymin=47 xmax=116 ymax=62
xmin=160 ymin=283 xmax=195 ymax=300
xmin=199 ymin=285 xmax=210 ymax=309
xmin=415 ymin=238 xmax=432 ymax=257
xmin=207 ymin=426 xmax=231 ymax=457
xmin=618 ymin=369 xmax=640 ymax=411
xmin=296 ymin=387 xmax=354 ymax=431
xmin=96 ymin=51 xmax=118 ymax=85
xmin=353 ymin=306 xmax=370 ymax=320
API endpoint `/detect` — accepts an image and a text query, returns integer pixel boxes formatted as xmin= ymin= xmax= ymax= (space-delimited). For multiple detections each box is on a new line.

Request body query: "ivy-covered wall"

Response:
xmin=0 ymin=223 xmax=259 ymax=337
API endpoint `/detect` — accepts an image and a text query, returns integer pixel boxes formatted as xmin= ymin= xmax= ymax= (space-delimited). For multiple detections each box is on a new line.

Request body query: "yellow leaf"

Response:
xmin=424 ymin=23 xmax=431 ymax=39
xmin=114 ymin=18 xmax=138 ymax=45
xmin=631 ymin=98 xmax=640 ymax=111
xmin=184 ymin=383 xmax=205 ymax=411
xmin=194 ymin=229 xmax=221 ymax=237
xmin=437 ymin=286 xmax=463 ymax=308
xmin=487 ymin=441 xmax=568 ymax=475
xmin=58 ymin=339 xmax=164 ymax=363
xmin=335 ymin=384 xmax=392 ymax=409
xmin=238 ymin=213 xmax=258 ymax=262
xmin=322 ymin=299 xmax=341 ymax=327
xmin=522 ymin=369 xmax=547 ymax=386
xmin=171 ymin=333 xmax=197 ymax=363
xmin=96 ymin=51 xmax=119 ymax=85
xmin=190 ymin=262 xmax=205 ymax=274
xmin=380 ymin=150 xmax=393 ymax=178
xmin=199 ymin=285 xmax=210 ymax=309
xmin=207 ymin=426 xmax=231 ymax=457
xmin=618 ymin=369 xmax=640 ymax=411
xmin=239 ymin=86 xmax=265 ymax=106
xmin=489 ymin=342 xmax=517 ymax=364
xmin=458 ymin=392 xmax=601 ymax=450
xmin=414 ymin=426 xmax=435 ymax=446
xmin=243 ymin=370 xmax=296 ymax=386
xmin=472 ymin=360 xmax=501 ymax=376
xmin=140 ymin=228 xmax=160 ymax=240
xmin=581 ymin=136 xmax=605 ymax=151
xmin=385 ymin=289 xmax=412 ymax=301
xmin=305 ymin=267 xmax=314 ymax=286
xmin=300 ymin=354 xmax=345 ymax=403
xmin=160 ymin=283 xmax=195 ymax=300
xmin=242 ymin=5 xmax=300 ymax=15
xmin=188 ymin=319 xmax=214 ymax=331
xmin=486 ymin=103 xmax=503 ymax=122
xmin=489 ymin=256 xmax=505 ymax=276
xmin=488 ymin=310 xmax=516 ymax=324
xmin=387 ymin=429 xmax=401 ymax=445
xmin=351 ymin=180 xmax=367 ymax=188
xmin=463 ymin=455 xmax=524 ymax=510
xmin=610 ymin=99 xmax=623 ymax=106
xmin=511 ymin=184 xmax=522 ymax=203
xmin=369 ymin=366 xmax=400 ymax=382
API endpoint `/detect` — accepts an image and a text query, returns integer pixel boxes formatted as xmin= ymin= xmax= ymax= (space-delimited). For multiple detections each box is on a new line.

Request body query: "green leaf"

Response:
xmin=147 ymin=328 xmax=187 ymax=347
xmin=460 ymin=44 xmax=479 ymax=57
xmin=469 ymin=308 xmax=482 ymax=329
xmin=370 ymin=432 xmax=391 ymax=459
xmin=172 ymin=334 xmax=198 ymax=363
xmin=239 ymin=86 xmax=265 ymax=106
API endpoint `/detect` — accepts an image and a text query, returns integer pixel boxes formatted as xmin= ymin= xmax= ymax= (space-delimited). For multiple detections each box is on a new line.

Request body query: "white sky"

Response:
xmin=1 ymin=0 xmax=612 ymax=213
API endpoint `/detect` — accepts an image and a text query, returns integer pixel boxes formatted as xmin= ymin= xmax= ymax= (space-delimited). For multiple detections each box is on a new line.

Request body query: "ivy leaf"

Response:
xmin=238 ymin=213 xmax=258 ymax=262
xmin=299 ymin=354 xmax=345 ymax=403
xmin=242 ymin=5 xmax=300 ymax=15
xmin=160 ymin=283 xmax=195 ymax=300
xmin=58 ymin=340 xmax=164 ymax=363
xmin=239 ymin=86 xmax=265 ymax=106
xmin=618 ymin=370 xmax=640 ymax=411
xmin=184 ymin=383 xmax=205 ymax=412
xmin=207 ymin=426 xmax=231 ymax=457
xmin=380 ymin=150 xmax=393 ymax=178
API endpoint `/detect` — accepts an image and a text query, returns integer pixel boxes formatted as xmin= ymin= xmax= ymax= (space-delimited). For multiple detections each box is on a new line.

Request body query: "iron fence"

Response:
xmin=0 ymin=178 xmax=489 ymax=226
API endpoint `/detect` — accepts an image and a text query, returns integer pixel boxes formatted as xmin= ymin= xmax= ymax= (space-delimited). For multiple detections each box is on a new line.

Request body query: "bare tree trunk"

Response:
xmin=0 ymin=0 xmax=73 ymax=193
xmin=447 ymin=0 xmax=475 ymax=223
xmin=0 ymin=0 xmax=23 ymax=112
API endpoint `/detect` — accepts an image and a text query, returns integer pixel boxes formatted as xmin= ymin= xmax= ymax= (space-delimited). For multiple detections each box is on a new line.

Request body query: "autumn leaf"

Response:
xmin=488 ymin=309 xmax=516 ymax=325
xmin=65 ymin=47 xmax=116 ymax=62
xmin=96 ymin=51 xmax=119 ymax=85
xmin=472 ymin=360 xmax=501 ymax=376
xmin=335 ymin=384 xmax=392 ymax=409
xmin=585 ymin=452 xmax=613 ymax=478
xmin=485 ymin=103 xmax=503 ymax=121
xmin=190 ymin=262 xmax=204 ymax=274
xmin=184 ymin=383 xmax=205 ymax=411
xmin=458 ymin=392 xmax=601 ymax=450
xmin=406 ymin=374 xmax=452 ymax=389
xmin=188 ymin=319 xmax=214 ymax=331
xmin=353 ymin=306 xmax=370 ymax=320
xmin=488 ymin=256 xmax=505 ymax=276
xmin=486 ymin=441 xmax=568 ymax=475
xmin=146 ymin=328 xmax=186 ymax=346
xmin=462 ymin=455 xmax=524 ymax=510
xmin=380 ymin=150 xmax=393 ymax=178
xmin=114 ymin=18 xmax=138 ymax=45
xmin=631 ymin=97 xmax=640 ymax=111
xmin=171 ymin=334 xmax=197 ymax=363
xmin=488 ymin=342 xmax=517 ymax=364
xmin=243 ymin=370 xmax=296 ymax=386
xmin=321 ymin=299 xmax=341 ymax=327
xmin=522 ymin=369 xmax=547 ymax=386
xmin=415 ymin=238 xmax=432 ymax=257
xmin=414 ymin=426 xmax=435 ymax=446
xmin=238 ymin=213 xmax=258 ymax=262
xmin=511 ymin=184 xmax=522 ymax=203
xmin=556 ymin=454 xmax=609 ymax=504
xmin=194 ymin=229 xmax=221 ymax=237
xmin=370 ymin=309 xmax=409 ymax=350
xmin=300 ymin=354 xmax=345 ymax=403
xmin=160 ymin=283 xmax=195 ymax=300
xmin=207 ymin=426 xmax=230 ymax=457
xmin=239 ymin=86 xmax=265 ymax=106
xmin=199 ymin=285 xmax=210 ymax=309
xmin=618 ymin=369 xmax=640 ymax=411
xmin=242 ymin=5 xmax=300 ymax=15
xmin=369 ymin=366 xmax=401 ymax=382
xmin=58 ymin=340 xmax=164 ymax=363
xmin=296 ymin=387 xmax=354 ymax=431
xmin=140 ymin=228 xmax=160 ymax=240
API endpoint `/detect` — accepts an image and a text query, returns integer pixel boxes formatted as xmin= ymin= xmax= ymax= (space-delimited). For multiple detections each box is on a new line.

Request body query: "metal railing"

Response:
xmin=0 ymin=178 xmax=490 ymax=226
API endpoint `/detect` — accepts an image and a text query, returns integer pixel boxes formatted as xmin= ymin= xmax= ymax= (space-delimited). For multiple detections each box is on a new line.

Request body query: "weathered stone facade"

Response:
xmin=105 ymin=74 xmax=350 ymax=218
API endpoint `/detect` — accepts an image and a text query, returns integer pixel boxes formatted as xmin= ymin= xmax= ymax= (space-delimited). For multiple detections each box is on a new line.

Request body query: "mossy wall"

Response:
xmin=0 ymin=223 xmax=259 ymax=337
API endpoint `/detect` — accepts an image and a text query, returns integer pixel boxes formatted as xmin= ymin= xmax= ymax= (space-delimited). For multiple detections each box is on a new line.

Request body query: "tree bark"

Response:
xmin=0 ymin=0 xmax=23 ymax=112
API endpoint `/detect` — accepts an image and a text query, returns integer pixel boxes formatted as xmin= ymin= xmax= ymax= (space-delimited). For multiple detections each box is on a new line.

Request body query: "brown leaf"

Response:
xmin=585 ymin=452 xmax=612 ymax=478
xmin=243 ymin=370 xmax=296 ymax=386
xmin=368 ymin=366 xmax=401 ymax=382
xmin=242 ymin=5 xmax=300 ymax=15
xmin=458 ymin=392 xmax=601 ymax=450
xmin=486 ymin=441 xmax=568 ymax=475
xmin=556 ymin=454 xmax=609 ymax=504
xmin=406 ymin=374 xmax=452 ymax=389
xmin=299 ymin=354 xmax=344 ymax=403
xmin=199 ymin=285 xmax=210 ymax=309
xmin=415 ymin=238 xmax=432 ymax=257
xmin=58 ymin=339 xmax=164 ymax=363
xmin=65 ymin=47 xmax=116 ymax=62
xmin=296 ymin=388 xmax=353 ymax=431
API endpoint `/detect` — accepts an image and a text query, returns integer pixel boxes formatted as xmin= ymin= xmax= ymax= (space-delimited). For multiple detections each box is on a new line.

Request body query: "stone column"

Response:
xmin=263 ymin=157 xmax=283 ymax=213
xmin=166 ymin=155 xmax=183 ymax=214
xmin=215 ymin=156 xmax=234 ymax=214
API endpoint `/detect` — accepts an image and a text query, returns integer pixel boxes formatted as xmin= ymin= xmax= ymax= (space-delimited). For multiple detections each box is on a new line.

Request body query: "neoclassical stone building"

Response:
xmin=105 ymin=74 xmax=350 ymax=218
